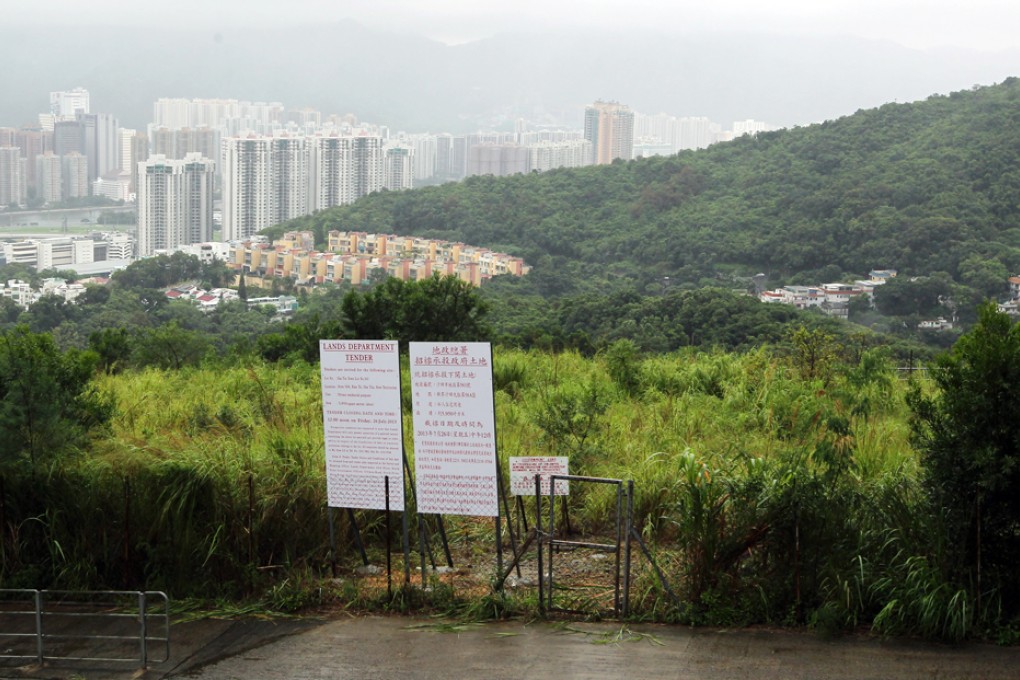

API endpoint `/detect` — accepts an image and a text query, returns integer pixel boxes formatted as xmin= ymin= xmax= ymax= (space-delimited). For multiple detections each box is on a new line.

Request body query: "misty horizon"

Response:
xmin=2 ymin=19 xmax=1018 ymax=135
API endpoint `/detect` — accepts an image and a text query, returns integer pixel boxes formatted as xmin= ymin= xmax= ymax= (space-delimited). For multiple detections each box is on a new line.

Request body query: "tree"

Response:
xmin=957 ymin=254 xmax=1008 ymax=300
xmin=908 ymin=303 xmax=1020 ymax=616
xmin=341 ymin=274 xmax=490 ymax=348
xmin=787 ymin=325 xmax=839 ymax=381
xmin=131 ymin=322 xmax=212 ymax=370
xmin=88 ymin=327 xmax=133 ymax=373
xmin=341 ymin=277 xmax=404 ymax=341
xmin=0 ymin=326 xmax=111 ymax=471
xmin=873 ymin=275 xmax=952 ymax=317
xmin=19 ymin=294 xmax=77 ymax=333
xmin=397 ymin=274 xmax=491 ymax=343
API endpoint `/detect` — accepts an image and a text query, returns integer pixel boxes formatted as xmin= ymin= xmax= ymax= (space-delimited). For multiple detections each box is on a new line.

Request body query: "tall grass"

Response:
xmin=0 ymin=346 xmax=965 ymax=637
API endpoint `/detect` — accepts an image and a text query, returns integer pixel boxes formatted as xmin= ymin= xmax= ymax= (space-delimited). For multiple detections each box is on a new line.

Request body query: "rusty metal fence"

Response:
xmin=0 ymin=589 xmax=169 ymax=668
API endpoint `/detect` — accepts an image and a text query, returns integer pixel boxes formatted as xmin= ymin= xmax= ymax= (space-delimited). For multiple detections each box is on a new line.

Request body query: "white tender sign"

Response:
xmin=320 ymin=340 xmax=404 ymax=510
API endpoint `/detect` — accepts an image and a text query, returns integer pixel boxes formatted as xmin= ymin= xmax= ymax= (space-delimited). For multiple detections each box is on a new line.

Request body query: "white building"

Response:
xmin=2 ymin=237 xmax=95 ymax=269
xmin=384 ymin=144 xmax=414 ymax=191
xmin=351 ymin=135 xmax=385 ymax=200
xmin=732 ymin=119 xmax=776 ymax=137
xmin=221 ymin=136 xmax=273 ymax=241
xmin=62 ymin=152 xmax=89 ymax=199
xmin=40 ymin=277 xmax=86 ymax=303
xmin=679 ymin=117 xmax=719 ymax=150
xmin=102 ymin=232 xmax=135 ymax=260
xmin=93 ymin=172 xmax=133 ymax=202
xmin=154 ymin=98 xmax=285 ymax=136
xmin=0 ymin=147 xmax=26 ymax=207
xmin=137 ymin=153 xmax=216 ymax=256
xmin=308 ymin=133 xmax=385 ymax=210
xmin=526 ymin=139 xmax=592 ymax=172
xmin=50 ymin=87 xmax=90 ymax=119
xmin=408 ymin=133 xmax=437 ymax=182
xmin=176 ymin=241 xmax=230 ymax=264
xmin=35 ymin=152 xmax=63 ymax=204
xmin=467 ymin=144 xmax=528 ymax=177
xmin=2 ymin=280 xmax=34 ymax=307
xmin=270 ymin=136 xmax=309 ymax=225
xmin=760 ymin=285 xmax=825 ymax=309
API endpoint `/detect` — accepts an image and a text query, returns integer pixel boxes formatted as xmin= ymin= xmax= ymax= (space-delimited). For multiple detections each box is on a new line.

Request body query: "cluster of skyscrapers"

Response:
xmin=1 ymin=89 xmax=775 ymax=263
xmin=144 ymin=100 xmax=417 ymax=255
xmin=0 ymin=88 xmax=128 ymax=207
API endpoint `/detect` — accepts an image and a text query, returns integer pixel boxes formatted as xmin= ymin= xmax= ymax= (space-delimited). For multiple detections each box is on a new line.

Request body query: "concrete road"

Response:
xmin=183 ymin=617 xmax=1019 ymax=680
xmin=4 ymin=615 xmax=1019 ymax=679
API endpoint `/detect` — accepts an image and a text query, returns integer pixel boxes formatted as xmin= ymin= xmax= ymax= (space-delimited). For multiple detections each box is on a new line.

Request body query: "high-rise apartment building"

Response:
xmin=181 ymin=154 xmax=216 ymax=246
xmin=583 ymin=101 xmax=634 ymax=165
xmin=16 ymin=127 xmax=52 ymax=192
xmin=78 ymin=112 xmax=120 ymax=184
xmin=384 ymin=144 xmax=414 ymax=191
xmin=120 ymin=128 xmax=149 ymax=194
xmin=434 ymin=133 xmax=454 ymax=181
xmin=270 ymin=137 xmax=309 ymax=225
xmin=35 ymin=152 xmax=62 ymax=204
xmin=351 ymin=135 xmax=384 ymax=200
xmin=62 ymin=152 xmax=89 ymax=199
xmin=151 ymin=127 xmax=220 ymax=162
xmin=309 ymin=135 xmax=351 ymax=211
xmin=526 ymin=139 xmax=593 ymax=172
xmin=221 ymin=136 xmax=273 ymax=242
xmin=153 ymin=98 xmax=285 ymax=137
xmin=467 ymin=144 xmax=528 ymax=177
xmin=732 ymin=119 xmax=775 ymax=137
xmin=308 ymin=134 xmax=387 ymax=210
xmin=678 ymin=117 xmax=717 ymax=150
xmin=0 ymin=148 xmax=27 ymax=207
xmin=137 ymin=153 xmax=215 ymax=256
xmin=53 ymin=120 xmax=82 ymax=157
xmin=222 ymin=133 xmax=388 ymax=242
xmin=408 ymin=134 xmax=436 ymax=183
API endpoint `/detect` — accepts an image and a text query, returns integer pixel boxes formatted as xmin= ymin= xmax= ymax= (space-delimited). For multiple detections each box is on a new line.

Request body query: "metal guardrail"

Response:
xmin=0 ymin=589 xmax=169 ymax=668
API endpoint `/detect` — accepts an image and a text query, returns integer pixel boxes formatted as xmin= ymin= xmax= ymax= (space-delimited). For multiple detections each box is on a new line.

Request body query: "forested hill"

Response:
xmin=272 ymin=78 xmax=1020 ymax=294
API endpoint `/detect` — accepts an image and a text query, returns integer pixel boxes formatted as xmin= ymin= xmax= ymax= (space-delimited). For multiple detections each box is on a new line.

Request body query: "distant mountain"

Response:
xmin=1 ymin=21 xmax=1018 ymax=131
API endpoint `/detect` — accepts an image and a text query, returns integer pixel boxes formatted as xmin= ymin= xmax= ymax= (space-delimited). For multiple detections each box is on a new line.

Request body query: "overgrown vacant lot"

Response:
xmin=8 ymin=340 xmax=972 ymax=637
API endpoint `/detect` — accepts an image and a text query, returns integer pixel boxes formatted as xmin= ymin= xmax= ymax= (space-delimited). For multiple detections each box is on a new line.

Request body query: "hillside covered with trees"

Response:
xmin=269 ymin=78 xmax=1020 ymax=348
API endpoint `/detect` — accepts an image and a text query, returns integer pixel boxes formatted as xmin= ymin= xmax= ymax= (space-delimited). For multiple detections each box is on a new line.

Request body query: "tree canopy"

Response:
xmin=0 ymin=326 xmax=111 ymax=470
xmin=908 ymin=303 xmax=1020 ymax=615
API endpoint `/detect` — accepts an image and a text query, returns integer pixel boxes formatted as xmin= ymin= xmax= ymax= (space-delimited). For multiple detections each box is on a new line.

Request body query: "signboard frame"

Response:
xmin=320 ymin=339 xmax=405 ymax=511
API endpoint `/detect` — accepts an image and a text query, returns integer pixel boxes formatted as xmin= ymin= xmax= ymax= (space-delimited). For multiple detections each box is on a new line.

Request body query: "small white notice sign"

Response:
xmin=509 ymin=457 xmax=569 ymax=496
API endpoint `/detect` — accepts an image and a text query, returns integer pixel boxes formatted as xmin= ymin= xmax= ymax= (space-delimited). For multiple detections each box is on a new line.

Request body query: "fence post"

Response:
xmin=34 ymin=590 xmax=43 ymax=665
xmin=138 ymin=591 xmax=148 ymax=668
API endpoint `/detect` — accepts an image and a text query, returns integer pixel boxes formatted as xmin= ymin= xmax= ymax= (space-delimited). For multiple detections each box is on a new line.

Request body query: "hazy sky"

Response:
xmin=8 ymin=0 xmax=1020 ymax=51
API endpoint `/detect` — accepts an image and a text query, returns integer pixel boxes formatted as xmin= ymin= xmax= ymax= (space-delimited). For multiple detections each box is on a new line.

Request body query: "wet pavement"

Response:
xmin=3 ymin=614 xmax=1018 ymax=679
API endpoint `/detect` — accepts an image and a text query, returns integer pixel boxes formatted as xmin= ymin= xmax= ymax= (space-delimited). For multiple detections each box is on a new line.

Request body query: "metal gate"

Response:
xmin=0 ymin=589 xmax=169 ymax=668
xmin=537 ymin=474 xmax=625 ymax=616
